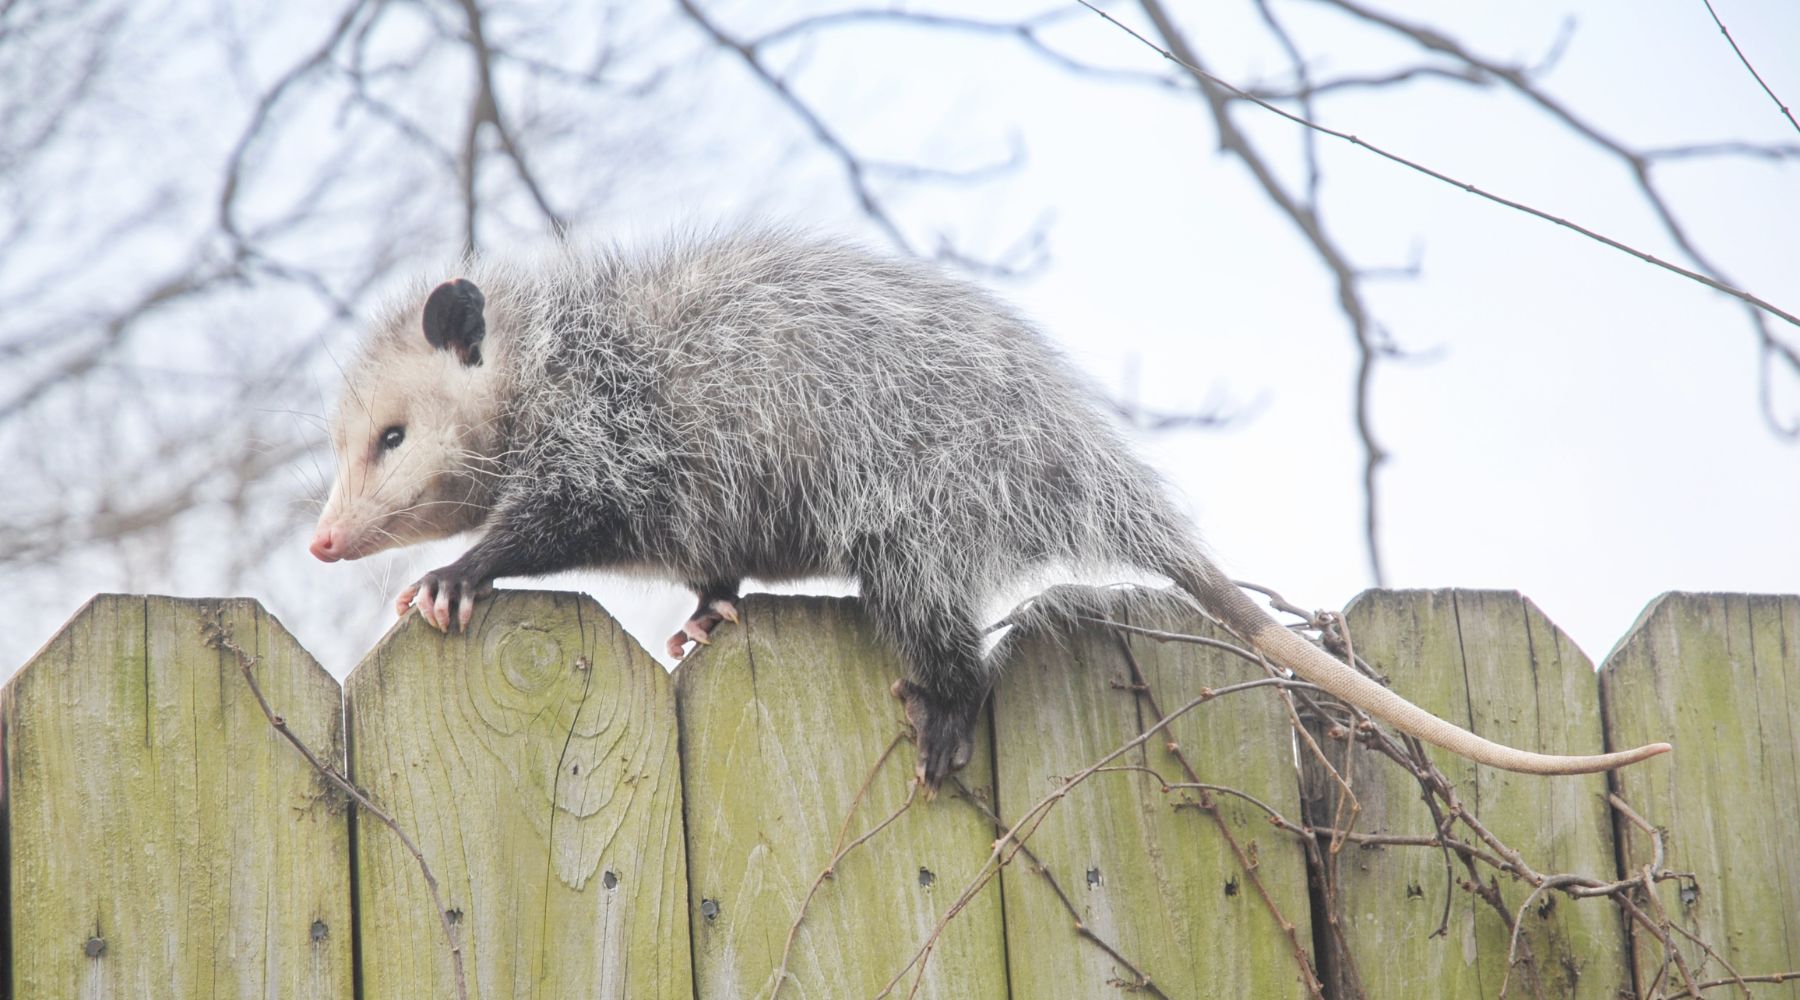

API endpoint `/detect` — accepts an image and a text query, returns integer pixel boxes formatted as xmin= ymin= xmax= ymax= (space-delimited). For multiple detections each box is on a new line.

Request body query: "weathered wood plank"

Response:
xmin=1315 ymin=590 xmax=1630 ymax=999
xmin=346 ymin=590 xmax=690 ymax=1000
xmin=676 ymin=594 xmax=1007 ymax=999
xmin=2 ymin=594 xmax=351 ymax=999
xmin=991 ymin=590 xmax=1317 ymax=998
xmin=1602 ymin=593 xmax=1800 ymax=998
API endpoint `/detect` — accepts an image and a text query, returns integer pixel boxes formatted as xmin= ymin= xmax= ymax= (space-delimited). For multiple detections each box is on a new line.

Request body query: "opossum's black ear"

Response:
xmin=423 ymin=279 xmax=486 ymax=367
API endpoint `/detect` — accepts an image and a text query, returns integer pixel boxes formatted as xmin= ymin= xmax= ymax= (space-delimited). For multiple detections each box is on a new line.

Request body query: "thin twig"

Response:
xmin=1664 ymin=919 xmax=1755 ymax=999
xmin=1079 ymin=1 xmax=1800 ymax=332
xmin=875 ymin=675 xmax=1316 ymax=996
xmin=1637 ymin=863 xmax=1704 ymax=999
xmin=201 ymin=608 xmax=469 ymax=1000
xmin=1317 ymin=0 xmax=1800 ymax=437
xmin=1661 ymin=971 xmax=1800 ymax=999
xmin=1112 ymin=633 xmax=1325 ymax=998
xmin=1130 ymin=0 xmax=1394 ymax=581
xmin=1698 ymin=0 xmax=1800 ymax=136
xmin=451 ymin=0 xmax=569 ymax=238
xmin=769 ymin=736 xmax=913 ymax=998
xmin=1499 ymin=875 xmax=1579 ymax=999
xmin=676 ymin=0 xmax=911 ymax=253
xmin=949 ymin=775 xmax=1172 ymax=999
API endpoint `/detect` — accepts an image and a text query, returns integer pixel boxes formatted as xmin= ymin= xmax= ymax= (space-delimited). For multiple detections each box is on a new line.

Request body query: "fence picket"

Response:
xmin=345 ymin=591 xmax=690 ymax=1000
xmin=675 ymin=594 xmax=1008 ymax=999
xmin=990 ymin=589 xmax=1318 ymax=997
xmin=1602 ymin=593 xmax=1800 ymax=998
xmin=1306 ymin=590 xmax=1629 ymax=999
xmin=2 ymin=595 xmax=351 ymax=999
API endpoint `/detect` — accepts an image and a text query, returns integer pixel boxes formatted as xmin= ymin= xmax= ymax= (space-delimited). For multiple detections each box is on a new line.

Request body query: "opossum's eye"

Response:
xmin=380 ymin=426 xmax=405 ymax=451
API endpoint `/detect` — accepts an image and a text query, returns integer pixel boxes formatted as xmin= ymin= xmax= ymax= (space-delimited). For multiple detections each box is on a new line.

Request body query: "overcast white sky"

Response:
xmin=6 ymin=0 xmax=1798 ymax=679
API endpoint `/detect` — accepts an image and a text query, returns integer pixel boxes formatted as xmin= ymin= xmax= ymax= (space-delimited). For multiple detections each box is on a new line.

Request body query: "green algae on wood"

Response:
xmin=675 ymin=594 xmax=1007 ymax=999
xmin=345 ymin=590 xmax=691 ymax=1000
xmin=1603 ymin=593 xmax=1800 ymax=999
xmin=1315 ymin=590 xmax=1630 ymax=1000
xmin=991 ymin=589 xmax=1318 ymax=998
xmin=3 ymin=595 xmax=352 ymax=999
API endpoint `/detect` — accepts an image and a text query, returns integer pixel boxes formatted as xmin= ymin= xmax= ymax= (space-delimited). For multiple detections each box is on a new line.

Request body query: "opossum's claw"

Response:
xmin=404 ymin=563 xmax=492 ymax=633
xmin=667 ymin=602 xmax=737 ymax=658
xmin=433 ymin=587 xmax=453 ymax=632
xmin=892 ymin=679 xmax=978 ymax=798
xmin=395 ymin=583 xmax=422 ymax=618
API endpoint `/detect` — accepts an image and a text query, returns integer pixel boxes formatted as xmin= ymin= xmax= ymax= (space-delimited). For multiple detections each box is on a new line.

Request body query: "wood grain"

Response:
xmin=345 ymin=590 xmax=690 ymax=1000
xmin=676 ymin=594 xmax=1007 ymax=999
xmin=1603 ymin=593 xmax=1800 ymax=999
xmin=1316 ymin=589 xmax=1630 ymax=1000
xmin=3 ymin=595 xmax=351 ymax=999
xmin=991 ymin=590 xmax=1317 ymax=998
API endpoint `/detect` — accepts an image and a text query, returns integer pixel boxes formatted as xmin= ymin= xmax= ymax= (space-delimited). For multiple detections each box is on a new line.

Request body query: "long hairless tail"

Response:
xmin=1170 ymin=561 xmax=1671 ymax=775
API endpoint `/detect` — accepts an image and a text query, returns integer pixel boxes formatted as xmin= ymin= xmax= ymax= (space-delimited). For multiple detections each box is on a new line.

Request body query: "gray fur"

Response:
xmin=528 ymin=231 xmax=1183 ymax=583
xmin=351 ymin=228 xmax=1202 ymax=649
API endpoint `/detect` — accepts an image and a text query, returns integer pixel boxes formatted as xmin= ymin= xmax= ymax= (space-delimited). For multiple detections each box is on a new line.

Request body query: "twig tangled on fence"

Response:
xmin=773 ymin=583 xmax=1797 ymax=999
xmin=201 ymin=606 xmax=471 ymax=1000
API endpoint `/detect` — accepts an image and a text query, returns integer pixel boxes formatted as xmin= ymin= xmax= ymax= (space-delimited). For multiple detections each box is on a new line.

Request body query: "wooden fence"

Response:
xmin=1 ymin=589 xmax=1795 ymax=999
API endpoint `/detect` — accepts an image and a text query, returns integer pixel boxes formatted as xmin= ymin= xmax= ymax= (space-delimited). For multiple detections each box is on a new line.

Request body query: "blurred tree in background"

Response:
xmin=4 ymin=0 xmax=1795 ymax=674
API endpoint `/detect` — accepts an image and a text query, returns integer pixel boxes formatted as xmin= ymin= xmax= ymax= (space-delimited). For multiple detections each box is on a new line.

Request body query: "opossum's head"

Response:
xmin=310 ymin=278 xmax=508 ymax=562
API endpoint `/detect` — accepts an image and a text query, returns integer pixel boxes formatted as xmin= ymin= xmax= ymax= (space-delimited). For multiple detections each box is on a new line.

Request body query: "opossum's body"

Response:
xmin=312 ymin=229 xmax=1668 ymax=788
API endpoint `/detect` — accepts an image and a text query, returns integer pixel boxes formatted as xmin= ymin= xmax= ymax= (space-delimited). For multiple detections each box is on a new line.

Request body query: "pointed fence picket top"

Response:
xmin=1602 ymin=593 xmax=1800 ymax=998
xmin=1 ymin=595 xmax=352 ymax=999
xmin=345 ymin=590 xmax=691 ymax=1000
xmin=10 ymin=587 xmax=1800 ymax=999
xmin=990 ymin=589 xmax=1318 ymax=998
xmin=1306 ymin=590 xmax=1631 ymax=999
xmin=675 ymin=594 xmax=1008 ymax=999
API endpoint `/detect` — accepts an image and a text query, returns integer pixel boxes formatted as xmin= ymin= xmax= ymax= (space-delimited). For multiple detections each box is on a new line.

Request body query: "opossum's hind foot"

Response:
xmin=666 ymin=593 xmax=741 ymax=659
xmin=891 ymin=679 xmax=978 ymax=798
xmin=397 ymin=564 xmax=494 ymax=632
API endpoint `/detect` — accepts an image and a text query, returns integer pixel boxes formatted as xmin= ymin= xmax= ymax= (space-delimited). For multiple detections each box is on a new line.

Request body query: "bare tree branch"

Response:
xmin=1061 ymin=0 xmax=1800 ymax=578
xmin=753 ymin=7 xmax=1185 ymax=91
xmin=1314 ymin=0 xmax=1800 ymax=435
xmin=219 ymin=0 xmax=373 ymax=245
xmin=452 ymin=0 xmax=569 ymax=243
xmin=676 ymin=0 xmax=914 ymax=254
xmin=1126 ymin=0 xmax=1393 ymax=583
xmin=1698 ymin=0 xmax=1800 ymax=137
xmin=1085 ymin=0 xmax=1800 ymax=330
xmin=0 ymin=261 xmax=237 ymax=421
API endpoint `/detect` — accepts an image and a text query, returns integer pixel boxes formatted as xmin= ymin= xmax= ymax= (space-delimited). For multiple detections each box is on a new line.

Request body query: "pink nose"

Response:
xmin=310 ymin=527 xmax=343 ymax=562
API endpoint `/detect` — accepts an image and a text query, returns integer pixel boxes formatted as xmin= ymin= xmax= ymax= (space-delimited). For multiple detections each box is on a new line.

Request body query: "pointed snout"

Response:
xmin=309 ymin=524 xmax=345 ymax=562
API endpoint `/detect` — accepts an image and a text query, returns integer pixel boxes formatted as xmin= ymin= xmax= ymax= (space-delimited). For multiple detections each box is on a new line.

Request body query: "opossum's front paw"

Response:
xmin=891 ymin=680 xmax=979 ymax=798
xmin=665 ymin=598 xmax=740 ymax=659
xmin=396 ymin=565 xmax=494 ymax=633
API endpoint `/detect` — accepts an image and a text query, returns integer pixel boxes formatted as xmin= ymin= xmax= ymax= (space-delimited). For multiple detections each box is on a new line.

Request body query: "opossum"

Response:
xmin=309 ymin=228 xmax=1670 ymax=791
